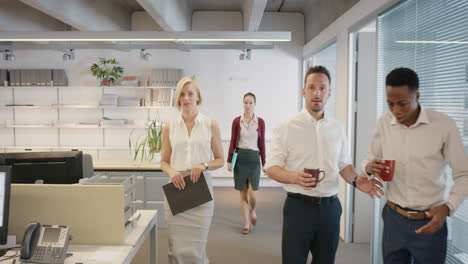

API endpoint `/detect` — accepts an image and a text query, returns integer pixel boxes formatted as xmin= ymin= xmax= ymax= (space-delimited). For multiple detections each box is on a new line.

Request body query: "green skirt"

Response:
xmin=233 ymin=148 xmax=261 ymax=191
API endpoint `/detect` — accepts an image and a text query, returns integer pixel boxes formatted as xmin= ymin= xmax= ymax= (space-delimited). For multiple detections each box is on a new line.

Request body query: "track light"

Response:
xmin=140 ymin=49 xmax=151 ymax=61
xmin=245 ymin=49 xmax=251 ymax=60
xmin=3 ymin=50 xmax=15 ymax=61
xmin=239 ymin=49 xmax=252 ymax=61
xmin=62 ymin=49 xmax=75 ymax=61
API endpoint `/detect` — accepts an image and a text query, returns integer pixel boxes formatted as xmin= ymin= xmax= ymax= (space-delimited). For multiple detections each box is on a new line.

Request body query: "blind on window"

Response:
xmin=376 ymin=0 xmax=468 ymax=263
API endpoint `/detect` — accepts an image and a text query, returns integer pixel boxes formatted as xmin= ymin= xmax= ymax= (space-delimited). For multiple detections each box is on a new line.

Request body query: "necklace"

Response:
xmin=244 ymin=113 xmax=254 ymax=123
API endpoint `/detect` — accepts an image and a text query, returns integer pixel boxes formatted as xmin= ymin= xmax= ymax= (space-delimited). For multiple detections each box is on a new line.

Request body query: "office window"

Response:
xmin=374 ymin=0 xmax=468 ymax=263
xmin=306 ymin=42 xmax=337 ymax=118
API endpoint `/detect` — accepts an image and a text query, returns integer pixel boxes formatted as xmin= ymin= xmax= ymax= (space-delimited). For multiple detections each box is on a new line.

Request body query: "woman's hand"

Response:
xmin=227 ymin=162 xmax=232 ymax=172
xmin=191 ymin=164 xmax=206 ymax=183
xmin=169 ymin=170 xmax=185 ymax=190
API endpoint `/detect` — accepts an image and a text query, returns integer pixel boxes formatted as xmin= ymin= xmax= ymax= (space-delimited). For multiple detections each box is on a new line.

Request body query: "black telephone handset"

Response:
xmin=20 ymin=222 xmax=41 ymax=260
xmin=20 ymin=222 xmax=71 ymax=264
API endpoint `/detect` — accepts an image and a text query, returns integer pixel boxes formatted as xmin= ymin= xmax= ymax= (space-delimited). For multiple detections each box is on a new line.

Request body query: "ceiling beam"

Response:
xmin=242 ymin=0 xmax=268 ymax=31
xmin=0 ymin=0 xmax=66 ymax=31
xmin=136 ymin=0 xmax=191 ymax=31
xmin=18 ymin=0 xmax=131 ymax=31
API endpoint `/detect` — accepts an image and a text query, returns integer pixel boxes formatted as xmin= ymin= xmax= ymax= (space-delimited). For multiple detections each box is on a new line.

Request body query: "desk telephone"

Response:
xmin=20 ymin=223 xmax=71 ymax=264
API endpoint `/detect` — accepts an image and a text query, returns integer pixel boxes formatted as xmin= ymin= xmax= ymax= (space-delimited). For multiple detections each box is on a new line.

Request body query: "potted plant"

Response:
xmin=129 ymin=119 xmax=163 ymax=161
xmin=90 ymin=58 xmax=124 ymax=86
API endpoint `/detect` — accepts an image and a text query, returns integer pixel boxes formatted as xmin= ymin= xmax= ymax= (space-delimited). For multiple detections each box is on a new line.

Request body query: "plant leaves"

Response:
xmin=129 ymin=116 xmax=163 ymax=161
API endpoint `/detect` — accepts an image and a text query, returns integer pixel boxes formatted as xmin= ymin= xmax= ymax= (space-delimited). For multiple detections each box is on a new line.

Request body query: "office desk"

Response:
xmin=1 ymin=210 xmax=157 ymax=264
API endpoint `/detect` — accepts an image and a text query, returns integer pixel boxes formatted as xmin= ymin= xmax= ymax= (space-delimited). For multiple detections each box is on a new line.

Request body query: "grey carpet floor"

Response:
xmin=157 ymin=187 xmax=370 ymax=264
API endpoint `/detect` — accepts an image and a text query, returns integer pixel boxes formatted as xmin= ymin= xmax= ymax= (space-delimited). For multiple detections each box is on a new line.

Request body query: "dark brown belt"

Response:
xmin=386 ymin=201 xmax=431 ymax=220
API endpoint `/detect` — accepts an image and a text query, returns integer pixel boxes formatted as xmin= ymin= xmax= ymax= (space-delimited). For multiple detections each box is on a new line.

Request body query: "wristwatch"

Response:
xmin=352 ymin=176 xmax=358 ymax=188
xmin=201 ymin=162 xmax=209 ymax=171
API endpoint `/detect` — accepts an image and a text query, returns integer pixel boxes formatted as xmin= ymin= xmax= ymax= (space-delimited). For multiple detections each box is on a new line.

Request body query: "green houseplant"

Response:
xmin=90 ymin=58 xmax=124 ymax=86
xmin=129 ymin=119 xmax=163 ymax=161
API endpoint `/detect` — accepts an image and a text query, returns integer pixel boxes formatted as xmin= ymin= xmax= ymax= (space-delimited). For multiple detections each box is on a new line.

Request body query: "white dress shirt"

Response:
xmin=361 ymin=107 xmax=468 ymax=213
xmin=265 ymin=109 xmax=352 ymax=197
xmin=237 ymin=114 xmax=259 ymax=151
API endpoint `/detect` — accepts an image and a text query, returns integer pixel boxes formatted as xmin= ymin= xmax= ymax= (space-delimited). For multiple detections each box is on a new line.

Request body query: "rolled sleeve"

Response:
xmin=265 ymin=122 xmax=287 ymax=170
xmin=443 ymin=119 xmax=468 ymax=214
xmin=338 ymin=127 xmax=352 ymax=171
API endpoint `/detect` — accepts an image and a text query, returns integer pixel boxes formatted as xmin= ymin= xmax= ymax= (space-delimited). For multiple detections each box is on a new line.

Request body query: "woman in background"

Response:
xmin=161 ymin=76 xmax=224 ymax=263
xmin=227 ymin=92 xmax=266 ymax=234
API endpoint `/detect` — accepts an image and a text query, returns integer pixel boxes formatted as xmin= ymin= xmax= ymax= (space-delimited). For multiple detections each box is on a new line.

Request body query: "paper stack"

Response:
xmin=100 ymin=117 xmax=127 ymax=127
xmin=118 ymin=96 xmax=141 ymax=107
xmin=100 ymin=94 xmax=119 ymax=106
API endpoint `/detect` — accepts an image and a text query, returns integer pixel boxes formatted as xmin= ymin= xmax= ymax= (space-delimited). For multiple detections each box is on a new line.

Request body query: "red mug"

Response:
xmin=304 ymin=168 xmax=326 ymax=187
xmin=380 ymin=160 xmax=395 ymax=181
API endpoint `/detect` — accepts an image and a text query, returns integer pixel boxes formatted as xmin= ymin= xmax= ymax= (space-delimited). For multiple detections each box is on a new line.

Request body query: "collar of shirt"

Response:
xmin=240 ymin=113 xmax=258 ymax=125
xmin=390 ymin=106 xmax=429 ymax=128
xmin=301 ymin=108 xmax=328 ymax=124
xmin=177 ymin=112 xmax=203 ymax=126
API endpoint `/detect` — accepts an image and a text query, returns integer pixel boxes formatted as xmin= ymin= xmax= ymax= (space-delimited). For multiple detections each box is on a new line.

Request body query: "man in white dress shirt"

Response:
xmin=362 ymin=67 xmax=468 ymax=263
xmin=266 ymin=66 xmax=384 ymax=264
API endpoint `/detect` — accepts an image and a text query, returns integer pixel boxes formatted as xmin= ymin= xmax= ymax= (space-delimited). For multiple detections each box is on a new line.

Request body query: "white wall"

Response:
xmin=0 ymin=13 xmax=304 ymax=184
xmin=353 ymin=30 xmax=377 ymax=243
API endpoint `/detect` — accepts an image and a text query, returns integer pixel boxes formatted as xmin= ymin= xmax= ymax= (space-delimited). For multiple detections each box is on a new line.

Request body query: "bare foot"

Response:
xmin=251 ymin=211 xmax=258 ymax=226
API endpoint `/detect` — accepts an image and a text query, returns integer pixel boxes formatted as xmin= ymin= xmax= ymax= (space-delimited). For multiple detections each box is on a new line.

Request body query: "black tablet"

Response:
xmin=162 ymin=171 xmax=212 ymax=216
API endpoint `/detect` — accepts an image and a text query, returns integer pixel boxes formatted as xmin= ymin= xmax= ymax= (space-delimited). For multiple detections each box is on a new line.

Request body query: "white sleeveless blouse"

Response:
xmin=168 ymin=113 xmax=213 ymax=190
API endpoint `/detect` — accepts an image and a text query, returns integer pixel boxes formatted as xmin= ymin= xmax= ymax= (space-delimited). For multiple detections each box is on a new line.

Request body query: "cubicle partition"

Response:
xmin=9 ymin=184 xmax=126 ymax=245
xmin=7 ymin=184 xmax=158 ymax=264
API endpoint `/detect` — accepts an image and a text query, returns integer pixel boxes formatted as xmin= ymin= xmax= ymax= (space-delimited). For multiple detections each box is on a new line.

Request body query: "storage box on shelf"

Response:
xmin=95 ymin=169 xmax=168 ymax=228
xmin=80 ymin=175 xmax=137 ymax=226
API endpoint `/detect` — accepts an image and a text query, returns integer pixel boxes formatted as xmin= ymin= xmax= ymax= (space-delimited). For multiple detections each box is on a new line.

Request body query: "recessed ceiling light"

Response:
xmin=0 ymin=31 xmax=291 ymax=42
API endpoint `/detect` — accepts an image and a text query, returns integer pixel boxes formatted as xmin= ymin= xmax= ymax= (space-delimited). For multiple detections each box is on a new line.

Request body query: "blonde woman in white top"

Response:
xmin=160 ymin=76 xmax=224 ymax=264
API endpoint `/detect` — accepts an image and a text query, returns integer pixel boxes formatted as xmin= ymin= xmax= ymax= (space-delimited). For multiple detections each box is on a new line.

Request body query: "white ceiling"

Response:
xmin=188 ymin=0 xmax=306 ymax=12
xmin=122 ymin=0 xmax=307 ymax=13
xmin=1 ymin=0 xmax=359 ymax=45
xmin=0 ymin=0 xmax=311 ymax=33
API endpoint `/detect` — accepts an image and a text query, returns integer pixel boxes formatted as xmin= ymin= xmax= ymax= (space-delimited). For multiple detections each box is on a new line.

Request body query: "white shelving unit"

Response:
xmin=0 ymin=83 xmax=177 ymax=159
xmin=0 ymin=68 xmax=183 ymax=160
